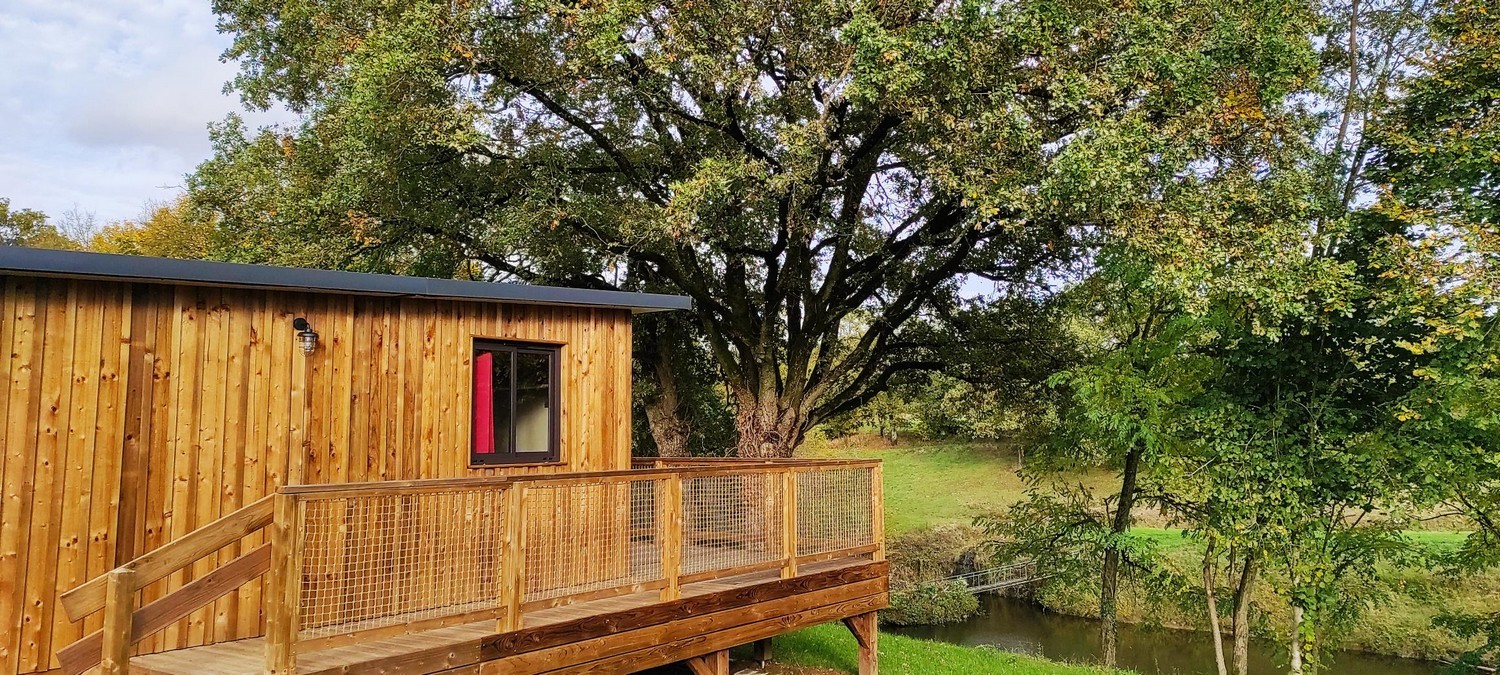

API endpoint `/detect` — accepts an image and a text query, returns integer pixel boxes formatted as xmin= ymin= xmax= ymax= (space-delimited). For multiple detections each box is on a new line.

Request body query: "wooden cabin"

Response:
xmin=0 ymin=248 xmax=887 ymax=675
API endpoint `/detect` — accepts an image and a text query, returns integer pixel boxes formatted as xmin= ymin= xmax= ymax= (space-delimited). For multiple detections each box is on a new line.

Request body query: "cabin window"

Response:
xmin=472 ymin=340 xmax=560 ymax=464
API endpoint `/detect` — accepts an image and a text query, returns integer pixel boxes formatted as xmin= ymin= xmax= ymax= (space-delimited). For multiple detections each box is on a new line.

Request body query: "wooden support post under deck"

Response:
xmin=684 ymin=648 xmax=730 ymax=675
xmin=265 ymin=493 xmax=302 ymax=674
xmin=751 ymin=637 xmax=773 ymax=665
xmin=781 ymin=470 xmax=798 ymax=579
xmin=659 ymin=474 xmax=683 ymax=601
xmin=499 ymin=484 xmax=527 ymax=632
xmin=99 ymin=566 xmax=136 ymax=675
xmin=843 ymin=611 xmax=879 ymax=675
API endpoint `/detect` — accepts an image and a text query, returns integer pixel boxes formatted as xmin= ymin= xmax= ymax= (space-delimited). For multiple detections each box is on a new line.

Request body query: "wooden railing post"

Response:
xmin=781 ymin=469 xmax=798 ymax=579
xmin=99 ymin=566 xmax=136 ymax=675
xmin=266 ymin=493 xmax=302 ymax=675
xmin=871 ymin=464 xmax=886 ymax=562
xmin=659 ymin=474 xmax=683 ymax=601
xmin=499 ymin=484 xmax=527 ymax=632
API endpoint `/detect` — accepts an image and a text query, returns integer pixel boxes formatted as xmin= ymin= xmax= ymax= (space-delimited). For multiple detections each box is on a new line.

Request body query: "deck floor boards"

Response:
xmin=128 ymin=557 xmax=870 ymax=674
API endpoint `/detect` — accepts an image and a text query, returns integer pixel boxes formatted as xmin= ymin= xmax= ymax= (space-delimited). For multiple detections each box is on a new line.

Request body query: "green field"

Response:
xmin=763 ymin=622 xmax=1126 ymax=675
xmin=806 ymin=440 xmax=1497 ymax=663
xmin=804 ymin=441 xmax=1120 ymax=533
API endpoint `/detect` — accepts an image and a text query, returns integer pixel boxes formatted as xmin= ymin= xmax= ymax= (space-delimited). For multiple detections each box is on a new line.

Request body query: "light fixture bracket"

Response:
xmin=292 ymin=317 xmax=319 ymax=355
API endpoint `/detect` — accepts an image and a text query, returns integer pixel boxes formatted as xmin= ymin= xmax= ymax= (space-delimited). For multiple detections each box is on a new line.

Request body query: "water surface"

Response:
xmin=889 ymin=594 xmax=1442 ymax=675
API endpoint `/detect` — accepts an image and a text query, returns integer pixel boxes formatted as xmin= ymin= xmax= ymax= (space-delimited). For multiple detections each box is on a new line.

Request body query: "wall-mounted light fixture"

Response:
xmin=292 ymin=317 xmax=319 ymax=355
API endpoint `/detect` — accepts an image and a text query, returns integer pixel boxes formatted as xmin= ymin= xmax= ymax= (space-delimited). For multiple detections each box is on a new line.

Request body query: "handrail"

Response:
xmin=276 ymin=457 xmax=881 ymax=496
xmin=56 ymin=546 xmax=273 ymax=675
xmin=61 ymin=493 xmax=275 ymax=621
xmin=56 ymin=493 xmax=277 ymax=674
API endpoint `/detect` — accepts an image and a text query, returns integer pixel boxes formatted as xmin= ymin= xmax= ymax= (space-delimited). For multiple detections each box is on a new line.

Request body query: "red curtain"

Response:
xmin=473 ymin=351 xmax=494 ymax=454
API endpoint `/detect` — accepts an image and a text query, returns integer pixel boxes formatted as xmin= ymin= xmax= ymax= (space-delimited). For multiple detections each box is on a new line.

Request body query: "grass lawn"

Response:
xmin=761 ymin=623 xmax=1127 ymax=675
xmin=803 ymin=441 xmax=1120 ymax=533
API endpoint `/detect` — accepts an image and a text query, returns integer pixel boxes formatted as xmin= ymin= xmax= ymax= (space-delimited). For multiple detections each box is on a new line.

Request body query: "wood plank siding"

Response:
xmin=0 ymin=275 xmax=634 ymax=673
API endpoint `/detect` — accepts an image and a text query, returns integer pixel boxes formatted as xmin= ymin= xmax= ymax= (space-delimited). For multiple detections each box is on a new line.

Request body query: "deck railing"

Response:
xmin=59 ymin=458 xmax=883 ymax=675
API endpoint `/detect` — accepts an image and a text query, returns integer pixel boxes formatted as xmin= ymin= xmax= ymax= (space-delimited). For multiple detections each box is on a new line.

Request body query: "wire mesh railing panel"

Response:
xmin=523 ymin=478 xmax=662 ymax=602
xmin=797 ymin=467 xmax=875 ymax=557
xmin=680 ymin=472 xmax=785 ymax=576
xmin=296 ymin=487 xmax=506 ymax=640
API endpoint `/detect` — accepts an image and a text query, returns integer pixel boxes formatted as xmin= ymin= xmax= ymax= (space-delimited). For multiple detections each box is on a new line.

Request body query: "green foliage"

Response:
xmin=883 ymin=580 xmax=982 ymax=626
xmin=0 ymin=198 xmax=80 ymax=250
xmin=1373 ymin=0 xmax=1500 ymax=226
xmin=886 ymin=525 xmax=987 ymax=587
xmin=89 ymin=197 xmax=218 ymax=259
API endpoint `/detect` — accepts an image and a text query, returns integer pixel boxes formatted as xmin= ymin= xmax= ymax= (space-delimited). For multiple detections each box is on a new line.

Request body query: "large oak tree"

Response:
xmin=193 ymin=0 xmax=1318 ymax=457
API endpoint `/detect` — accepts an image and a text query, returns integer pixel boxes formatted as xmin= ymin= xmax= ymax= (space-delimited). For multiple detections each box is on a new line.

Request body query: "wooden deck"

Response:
xmin=57 ymin=459 xmax=888 ymax=675
xmin=128 ymin=558 xmax=886 ymax=674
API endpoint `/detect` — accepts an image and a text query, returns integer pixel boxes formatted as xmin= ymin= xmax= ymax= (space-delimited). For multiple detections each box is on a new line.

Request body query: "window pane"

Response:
xmin=485 ymin=350 xmax=513 ymax=457
xmin=514 ymin=351 xmax=552 ymax=454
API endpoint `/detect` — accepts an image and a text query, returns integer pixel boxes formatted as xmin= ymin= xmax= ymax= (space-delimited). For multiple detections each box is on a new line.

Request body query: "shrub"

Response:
xmin=887 ymin=524 xmax=988 ymax=587
xmin=882 ymin=580 xmax=982 ymax=626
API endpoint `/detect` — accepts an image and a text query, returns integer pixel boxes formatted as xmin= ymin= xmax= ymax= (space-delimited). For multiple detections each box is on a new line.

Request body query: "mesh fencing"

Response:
xmin=522 ymin=478 xmax=662 ymax=603
xmin=680 ymin=472 xmax=786 ymax=576
xmin=796 ymin=467 xmax=875 ymax=557
xmin=296 ymin=487 xmax=507 ymax=640
xmin=282 ymin=463 xmax=876 ymax=643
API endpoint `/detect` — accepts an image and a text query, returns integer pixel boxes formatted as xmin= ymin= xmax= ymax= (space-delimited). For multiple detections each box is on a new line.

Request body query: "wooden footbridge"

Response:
xmin=937 ymin=560 xmax=1049 ymax=594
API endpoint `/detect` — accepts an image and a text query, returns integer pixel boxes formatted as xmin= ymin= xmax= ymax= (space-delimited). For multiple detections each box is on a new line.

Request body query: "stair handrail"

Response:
xmin=54 ymin=493 xmax=276 ymax=675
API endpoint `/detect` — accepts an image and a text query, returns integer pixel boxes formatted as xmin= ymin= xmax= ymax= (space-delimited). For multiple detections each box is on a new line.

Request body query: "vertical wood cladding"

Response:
xmin=0 ymin=275 xmax=634 ymax=673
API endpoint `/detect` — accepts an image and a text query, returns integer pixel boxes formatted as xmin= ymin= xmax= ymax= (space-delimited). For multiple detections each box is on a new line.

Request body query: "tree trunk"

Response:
xmin=1204 ymin=542 xmax=1228 ymax=675
xmin=1100 ymin=444 xmax=1143 ymax=667
xmin=731 ymin=386 xmax=802 ymax=458
xmin=1289 ymin=601 xmax=1304 ymax=675
xmin=1231 ymin=554 xmax=1257 ymax=675
xmin=643 ymin=352 xmax=692 ymax=457
xmin=635 ymin=314 xmax=696 ymax=457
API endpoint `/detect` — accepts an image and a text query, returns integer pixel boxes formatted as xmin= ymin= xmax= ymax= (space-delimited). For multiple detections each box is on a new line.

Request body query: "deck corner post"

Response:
xmin=266 ymin=492 xmax=302 ymax=674
xmin=684 ymin=648 xmax=730 ymax=675
xmin=659 ymin=474 xmax=683 ymax=601
xmin=843 ymin=611 xmax=879 ymax=675
xmin=751 ymin=637 xmax=773 ymax=665
xmin=871 ymin=464 xmax=886 ymax=562
xmin=781 ymin=469 xmax=799 ymax=579
xmin=499 ymin=483 xmax=528 ymax=632
xmin=100 ymin=565 xmax=137 ymax=675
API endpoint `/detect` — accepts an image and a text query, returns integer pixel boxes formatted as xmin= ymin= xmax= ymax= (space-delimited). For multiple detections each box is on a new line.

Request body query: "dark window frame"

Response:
xmin=470 ymin=339 xmax=561 ymax=466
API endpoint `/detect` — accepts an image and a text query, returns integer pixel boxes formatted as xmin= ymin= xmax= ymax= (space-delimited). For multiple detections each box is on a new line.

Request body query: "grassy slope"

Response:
xmin=766 ymin=623 xmax=1124 ymax=675
xmin=802 ymin=441 xmax=1121 ymax=533
xmin=807 ymin=440 xmax=1498 ymax=662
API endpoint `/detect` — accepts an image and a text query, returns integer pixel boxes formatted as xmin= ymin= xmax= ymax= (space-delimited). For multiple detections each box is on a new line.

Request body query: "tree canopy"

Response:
xmin=194 ymin=0 xmax=1320 ymax=456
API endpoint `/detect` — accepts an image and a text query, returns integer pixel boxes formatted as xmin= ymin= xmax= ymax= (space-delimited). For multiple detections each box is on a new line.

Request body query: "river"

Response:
xmin=889 ymin=594 xmax=1444 ymax=674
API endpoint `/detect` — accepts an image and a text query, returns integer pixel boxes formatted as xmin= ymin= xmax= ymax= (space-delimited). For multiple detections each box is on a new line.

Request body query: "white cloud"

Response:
xmin=0 ymin=0 xmax=294 ymax=224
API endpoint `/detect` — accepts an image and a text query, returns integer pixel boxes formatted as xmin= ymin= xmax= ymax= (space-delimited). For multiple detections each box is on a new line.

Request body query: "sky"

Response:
xmin=0 ymin=0 xmax=293 ymax=225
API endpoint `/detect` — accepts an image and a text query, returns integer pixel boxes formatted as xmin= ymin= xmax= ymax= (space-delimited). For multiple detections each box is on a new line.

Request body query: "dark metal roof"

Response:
xmin=0 ymin=247 xmax=692 ymax=314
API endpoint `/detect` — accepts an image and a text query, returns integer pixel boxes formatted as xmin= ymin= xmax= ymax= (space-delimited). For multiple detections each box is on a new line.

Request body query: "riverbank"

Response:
xmin=760 ymin=623 xmax=1127 ymax=674
xmin=892 ymin=594 xmax=1441 ymax=675
xmin=804 ymin=440 xmax=1498 ymax=665
xmin=1034 ymin=526 xmax=1497 ymax=662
